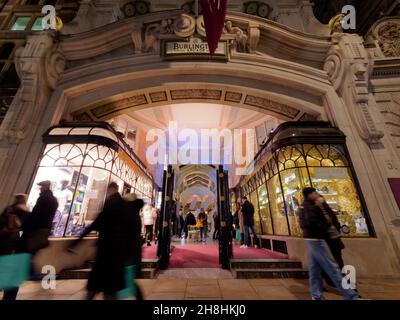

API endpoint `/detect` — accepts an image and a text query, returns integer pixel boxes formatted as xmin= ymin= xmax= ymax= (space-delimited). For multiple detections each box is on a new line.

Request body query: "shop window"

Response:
xmin=63 ymin=167 xmax=110 ymax=237
xmin=11 ymin=17 xmax=31 ymax=31
xmin=241 ymin=143 xmax=369 ymax=237
xmin=279 ymin=167 xmax=309 ymax=237
xmin=31 ymin=17 xmax=44 ymax=31
xmin=249 ymin=191 xmax=261 ymax=234
xmin=267 ymin=171 xmax=289 ymax=236
xmin=257 ymin=184 xmax=273 ymax=234
xmin=28 ymin=136 xmax=154 ymax=237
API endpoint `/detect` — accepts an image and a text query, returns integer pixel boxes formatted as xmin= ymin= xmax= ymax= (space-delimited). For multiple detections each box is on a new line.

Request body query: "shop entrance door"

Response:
xmin=157 ymin=165 xmax=175 ymax=269
xmin=216 ymin=165 xmax=233 ymax=269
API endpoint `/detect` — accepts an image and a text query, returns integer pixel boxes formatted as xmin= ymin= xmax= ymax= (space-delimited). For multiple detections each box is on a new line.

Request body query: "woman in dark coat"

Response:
xmin=70 ymin=183 xmax=130 ymax=300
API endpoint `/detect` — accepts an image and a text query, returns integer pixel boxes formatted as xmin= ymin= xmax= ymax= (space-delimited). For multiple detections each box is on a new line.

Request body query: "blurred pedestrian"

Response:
xmin=184 ymin=210 xmax=196 ymax=239
xmin=213 ymin=212 xmax=220 ymax=240
xmin=0 ymin=194 xmax=30 ymax=300
xmin=299 ymin=187 xmax=360 ymax=300
xmin=20 ymin=180 xmax=58 ymax=254
xmin=240 ymin=196 xmax=258 ymax=248
xmin=69 ymin=182 xmax=129 ymax=300
xmin=178 ymin=210 xmax=185 ymax=238
xmin=142 ymin=205 xmax=157 ymax=246
xmin=197 ymin=209 xmax=207 ymax=242
xmin=124 ymin=193 xmax=145 ymax=300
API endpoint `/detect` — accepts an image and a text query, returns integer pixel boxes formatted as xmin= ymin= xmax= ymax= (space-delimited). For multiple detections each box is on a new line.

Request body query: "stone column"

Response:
xmin=0 ymin=32 xmax=65 ymax=205
xmin=324 ymin=32 xmax=400 ymax=274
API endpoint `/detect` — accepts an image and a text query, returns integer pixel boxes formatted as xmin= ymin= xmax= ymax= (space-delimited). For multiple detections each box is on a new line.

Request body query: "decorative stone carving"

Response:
xmin=225 ymin=21 xmax=249 ymax=53
xmin=375 ymin=20 xmax=400 ymax=57
xmin=91 ymin=94 xmax=147 ymax=118
xmin=143 ymin=19 xmax=174 ymax=52
xmin=366 ymin=18 xmax=400 ymax=58
xmin=324 ymin=33 xmax=384 ymax=144
xmin=149 ymin=91 xmax=168 ymax=103
xmin=225 ymin=91 xmax=242 ymax=103
xmin=0 ymin=32 xmax=65 ymax=143
xmin=170 ymin=89 xmax=222 ymax=100
xmin=74 ymin=87 xmax=308 ymax=121
xmin=173 ymin=14 xmax=196 ymax=38
xmin=140 ymin=13 xmax=260 ymax=54
xmin=244 ymin=95 xmax=299 ymax=119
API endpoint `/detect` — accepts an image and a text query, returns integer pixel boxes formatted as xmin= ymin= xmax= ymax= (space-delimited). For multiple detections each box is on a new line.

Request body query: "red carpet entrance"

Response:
xmin=142 ymin=244 xmax=288 ymax=268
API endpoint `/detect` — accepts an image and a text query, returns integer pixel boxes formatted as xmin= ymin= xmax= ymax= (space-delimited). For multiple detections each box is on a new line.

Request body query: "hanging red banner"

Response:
xmin=201 ymin=0 xmax=228 ymax=55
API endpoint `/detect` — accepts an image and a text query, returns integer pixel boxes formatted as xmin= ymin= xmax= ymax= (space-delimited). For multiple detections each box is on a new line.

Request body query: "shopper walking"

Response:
xmin=197 ymin=209 xmax=207 ymax=242
xmin=20 ymin=180 xmax=58 ymax=254
xmin=69 ymin=182 xmax=130 ymax=300
xmin=240 ymin=196 xmax=258 ymax=248
xmin=124 ymin=193 xmax=145 ymax=300
xmin=0 ymin=194 xmax=30 ymax=301
xmin=178 ymin=210 xmax=185 ymax=238
xmin=184 ymin=210 xmax=196 ymax=239
xmin=299 ymin=187 xmax=360 ymax=300
xmin=142 ymin=205 xmax=157 ymax=246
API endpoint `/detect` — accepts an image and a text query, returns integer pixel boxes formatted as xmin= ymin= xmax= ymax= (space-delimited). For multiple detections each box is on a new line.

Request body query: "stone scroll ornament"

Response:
xmin=200 ymin=0 xmax=228 ymax=54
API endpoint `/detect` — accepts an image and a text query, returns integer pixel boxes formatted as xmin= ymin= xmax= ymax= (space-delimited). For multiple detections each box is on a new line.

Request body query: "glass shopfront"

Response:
xmin=28 ymin=122 xmax=154 ymax=238
xmin=240 ymin=122 xmax=372 ymax=238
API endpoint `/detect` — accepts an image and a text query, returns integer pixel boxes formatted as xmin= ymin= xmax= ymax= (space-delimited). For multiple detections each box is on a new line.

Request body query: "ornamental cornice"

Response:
xmin=58 ymin=10 xmax=331 ymax=69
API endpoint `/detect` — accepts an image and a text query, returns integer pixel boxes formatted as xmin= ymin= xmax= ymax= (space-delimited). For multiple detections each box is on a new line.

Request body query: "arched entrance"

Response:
xmin=2 ymin=10 xmax=399 ymax=278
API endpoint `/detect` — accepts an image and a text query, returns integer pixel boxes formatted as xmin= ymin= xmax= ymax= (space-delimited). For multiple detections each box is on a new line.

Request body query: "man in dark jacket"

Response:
xmin=299 ymin=187 xmax=359 ymax=300
xmin=20 ymin=180 xmax=58 ymax=254
xmin=70 ymin=182 xmax=130 ymax=300
xmin=240 ymin=196 xmax=258 ymax=248
xmin=184 ymin=211 xmax=196 ymax=239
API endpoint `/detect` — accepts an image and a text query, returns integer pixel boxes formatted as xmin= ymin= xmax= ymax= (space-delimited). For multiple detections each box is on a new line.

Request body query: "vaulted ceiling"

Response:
xmin=124 ymin=103 xmax=274 ymax=131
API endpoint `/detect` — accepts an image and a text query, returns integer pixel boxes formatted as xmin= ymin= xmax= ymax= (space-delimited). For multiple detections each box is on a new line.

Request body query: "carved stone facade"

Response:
xmin=61 ymin=0 xmax=328 ymax=36
xmin=0 ymin=11 xmax=399 ymax=277
xmin=0 ymin=32 xmax=65 ymax=209
xmin=365 ymin=18 xmax=400 ymax=58
xmin=324 ymin=33 xmax=384 ymax=145
xmin=74 ymin=86 xmax=311 ymax=121
xmin=0 ymin=33 xmax=65 ymax=144
xmin=138 ymin=13 xmax=259 ymax=54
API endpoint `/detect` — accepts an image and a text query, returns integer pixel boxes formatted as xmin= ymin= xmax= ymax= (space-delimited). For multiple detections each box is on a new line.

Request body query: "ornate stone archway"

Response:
xmin=1 ymin=11 xmax=400 ymax=277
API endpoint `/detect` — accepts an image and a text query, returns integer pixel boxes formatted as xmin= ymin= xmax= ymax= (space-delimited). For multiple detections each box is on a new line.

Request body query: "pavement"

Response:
xmin=1 ymin=269 xmax=400 ymax=300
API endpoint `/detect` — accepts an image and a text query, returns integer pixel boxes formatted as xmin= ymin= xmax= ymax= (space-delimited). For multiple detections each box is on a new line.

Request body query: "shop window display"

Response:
xmin=28 ymin=123 xmax=154 ymax=238
xmin=240 ymin=130 xmax=371 ymax=238
xmin=267 ymin=171 xmax=289 ymax=236
xmin=257 ymin=184 xmax=273 ymax=234
xmin=249 ymin=191 xmax=261 ymax=234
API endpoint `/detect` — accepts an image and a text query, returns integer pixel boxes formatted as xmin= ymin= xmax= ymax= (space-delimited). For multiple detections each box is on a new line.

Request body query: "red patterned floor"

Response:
xmin=142 ymin=243 xmax=287 ymax=268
